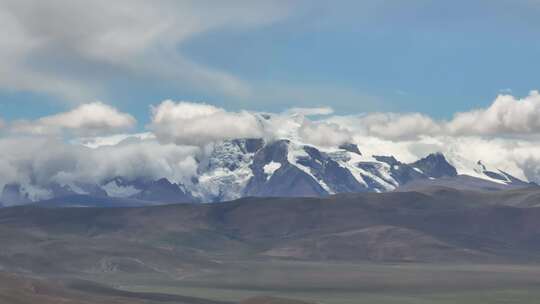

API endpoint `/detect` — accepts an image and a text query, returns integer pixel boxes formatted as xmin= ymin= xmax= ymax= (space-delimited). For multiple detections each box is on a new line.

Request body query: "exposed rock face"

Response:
xmin=244 ymin=140 xmax=329 ymax=198
xmin=339 ymin=142 xmax=362 ymax=155
xmin=411 ymin=152 xmax=458 ymax=178
xmin=131 ymin=178 xmax=198 ymax=204
xmin=374 ymin=155 xmax=426 ymax=185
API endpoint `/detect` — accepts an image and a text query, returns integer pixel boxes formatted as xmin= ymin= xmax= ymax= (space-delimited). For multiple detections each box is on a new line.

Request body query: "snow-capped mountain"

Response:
xmin=103 ymin=177 xmax=198 ymax=203
xmin=472 ymin=160 xmax=530 ymax=186
xmin=0 ymin=138 xmax=534 ymax=207
xmin=0 ymin=177 xmax=198 ymax=207
xmin=194 ymin=138 xmax=264 ymax=202
xmin=188 ymin=138 xmax=533 ymax=202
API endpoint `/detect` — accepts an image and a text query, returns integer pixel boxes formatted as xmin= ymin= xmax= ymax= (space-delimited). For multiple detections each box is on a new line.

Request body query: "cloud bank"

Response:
xmin=3 ymin=91 xmax=540 ymax=200
xmin=0 ymin=136 xmax=199 ymax=201
xmin=328 ymin=91 xmax=540 ymax=140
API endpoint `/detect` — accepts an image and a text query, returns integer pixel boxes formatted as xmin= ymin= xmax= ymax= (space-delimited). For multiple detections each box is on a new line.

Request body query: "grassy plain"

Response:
xmin=94 ymin=260 xmax=540 ymax=304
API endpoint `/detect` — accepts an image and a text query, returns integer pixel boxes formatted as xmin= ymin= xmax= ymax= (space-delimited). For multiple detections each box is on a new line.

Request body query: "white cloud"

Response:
xmin=0 ymin=0 xmax=292 ymax=102
xmin=447 ymin=91 xmax=540 ymax=136
xmin=150 ymin=101 xmax=348 ymax=147
xmin=74 ymin=132 xmax=156 ymax=149
xmin=0 ymin=136 xmax=200 ymax=201
xmin=285 ymin=106 xmax=334 ymax=116
xmin=329 ymin=112 xmax=441 ymax=140
xmin=298 ymin=120 xmax=352 ymax=147
xmin=10 ymin=102 xmax=135 ymax=136
xmin=150 ymin=100 xmax=264 ymax=146
xmin=325 ymin=91 xmax=540 ymax=140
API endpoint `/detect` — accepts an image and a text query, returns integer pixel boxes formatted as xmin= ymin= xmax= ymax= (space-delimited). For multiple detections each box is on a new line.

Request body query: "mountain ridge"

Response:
xmin=0 ymin=138 xmax=535 ymax=207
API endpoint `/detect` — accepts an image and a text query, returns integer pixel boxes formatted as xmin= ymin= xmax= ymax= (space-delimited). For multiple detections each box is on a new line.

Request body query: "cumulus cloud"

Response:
xmin=144 ymin=92 xmax=540 ymax=173
xmin=361 ymin=113 xmax=441 ymax=140
xmin=298 ymin=120 xmax=352 ymax=147
xmin=9 ymin=102 xmax=135 ymax=136
xmin=150 ymin=100 xmax=264 ymax=146
xmin=325 ymin=91 xmax=540 ymax=140
xmin=447 ymin=91 xmax=540 ymax=136
xmin=149 ymin=101 xmax=347 ymax=147
xmin=328 ymin=112 xmax=441 ymax=140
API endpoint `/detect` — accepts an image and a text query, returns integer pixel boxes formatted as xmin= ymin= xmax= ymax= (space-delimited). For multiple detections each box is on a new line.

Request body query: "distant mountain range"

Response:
xmin=0 ymin=138 xmax=535 ymax=207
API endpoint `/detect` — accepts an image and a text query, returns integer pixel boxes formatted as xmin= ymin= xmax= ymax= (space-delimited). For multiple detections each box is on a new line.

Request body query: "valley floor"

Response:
xmin=81 ymin=260 xmax=540 ymax=304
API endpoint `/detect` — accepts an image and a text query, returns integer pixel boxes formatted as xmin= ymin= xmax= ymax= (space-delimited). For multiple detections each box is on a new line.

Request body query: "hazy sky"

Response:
xmin=2 ymin=0 xmax=540 ymax=125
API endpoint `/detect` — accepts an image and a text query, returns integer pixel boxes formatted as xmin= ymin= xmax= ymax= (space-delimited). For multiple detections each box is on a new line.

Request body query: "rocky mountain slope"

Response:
xmin=3 ymin=187 xmax=540 ymax=275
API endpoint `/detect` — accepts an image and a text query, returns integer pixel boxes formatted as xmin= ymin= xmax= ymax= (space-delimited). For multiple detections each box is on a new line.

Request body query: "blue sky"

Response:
xmin=1 ymin=0 xmax=540 ymax=126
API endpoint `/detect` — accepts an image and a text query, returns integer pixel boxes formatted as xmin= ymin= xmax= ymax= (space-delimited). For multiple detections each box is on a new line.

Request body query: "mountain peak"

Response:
xmin=475 ymin=160 xmax=488 ymax=173
xmin=373 ymin=155 xmax=399 ymax=166
xmin=339 ymin=143 xmax=362 ymax=155
xmin=133 ymin=178 xmax=198 ymax=204
xmin=411 ymin=153 xmax=457 ymax=178
xmin=471 ymin=160 xmax=530 ymax=186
